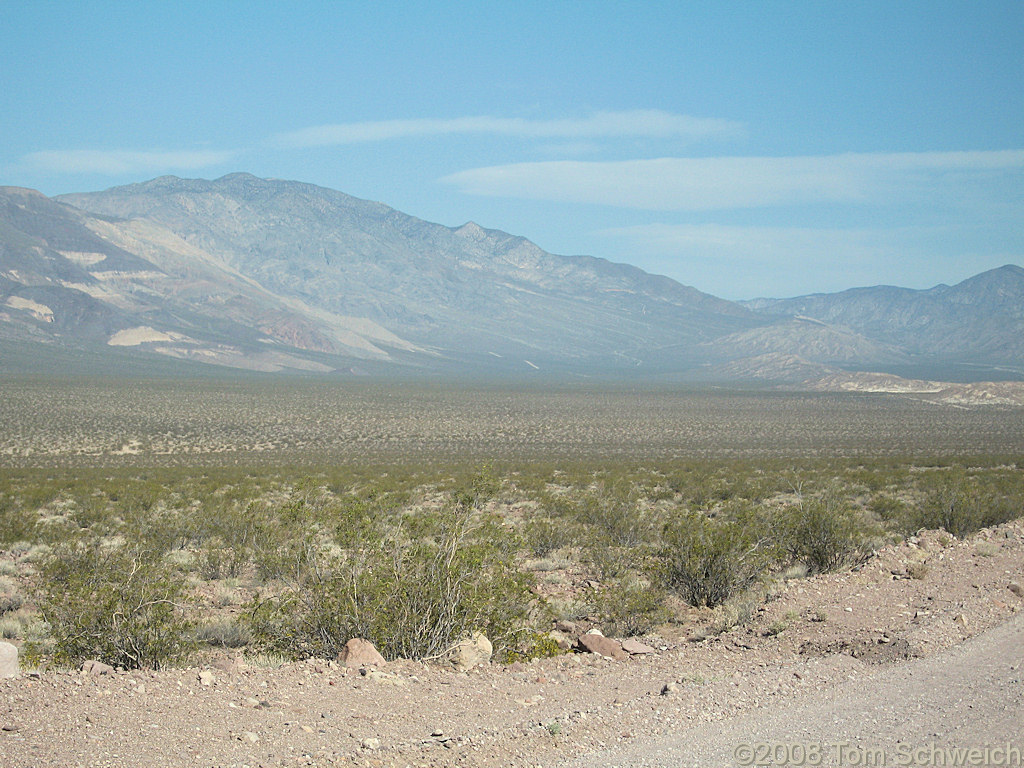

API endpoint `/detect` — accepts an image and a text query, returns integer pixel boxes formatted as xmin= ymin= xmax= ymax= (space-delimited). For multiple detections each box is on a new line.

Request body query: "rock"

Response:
xmin=240 ymin=731 xmax=260 ymax=743
xmin=547 ymin=630 xmax=573 ymax=650
xmin=575 ymin=634 xmax=627 ymax=660
xmin=661 ymin=681 xmax=679 ymax=695
xmin=1008 ymin=582 xmax=1023 ymax=597
xmin=449 ymin=631 xmax=492 ymax=670
xmin=620 ymin=638 xmax=656 ymax=655
xmin=361 ymin=737 xmax=381 ymax=751
xmin=338 ymin=638 xmax=387 ymax=668
xmin=553 ymin=619 xmax=581 ymax=634
xmin=198 ymin=669 xmax=215 ymax=686
xmin=0 ymin=643 xmax=18 ymax=679
xmin=81 ymin=660 xmax=114 ymax=676
xmin=361 ymin=668 xmax=407 ymax=686
xmin=584 ymin=628 xmax=604 ymax=637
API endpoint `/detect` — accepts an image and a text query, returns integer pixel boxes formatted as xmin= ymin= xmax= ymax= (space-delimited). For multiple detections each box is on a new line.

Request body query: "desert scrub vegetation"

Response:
xmin=36 ymin=540 xmax=195 ymax=669
xmin=246 ymin=474 xmax=534 ymax=661
xmin=0 ymin=453 xmax=1019 ymax=668
xmin=659 ymin=506 xmax=774 ymax=608
xmin=774 ymin=490 xmax=878 ymax=574
xmin=4 ymin=378 xmax=1024 ymax=468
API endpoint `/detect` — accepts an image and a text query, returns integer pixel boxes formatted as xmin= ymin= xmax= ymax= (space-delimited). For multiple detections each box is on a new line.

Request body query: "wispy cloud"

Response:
xmin=441 ymin=150 xmax=1024 ymax=211
xmin=275 ymin=110 xmax=744 ymax=148
xmin=23 ymin=149 xmax=237 ymax=175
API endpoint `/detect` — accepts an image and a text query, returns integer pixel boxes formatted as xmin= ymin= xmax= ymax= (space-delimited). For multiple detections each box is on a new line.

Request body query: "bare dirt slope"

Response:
xmin=2 ymin=522 xmax=1022 ymax=768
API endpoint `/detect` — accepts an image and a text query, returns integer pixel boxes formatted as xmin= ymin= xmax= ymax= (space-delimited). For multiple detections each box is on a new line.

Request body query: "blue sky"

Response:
xmin=2 ymin=1 xmax=1022 ymax=299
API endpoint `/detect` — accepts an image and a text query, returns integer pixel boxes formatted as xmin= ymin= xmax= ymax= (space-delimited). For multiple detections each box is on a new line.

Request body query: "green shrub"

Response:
xmin=36 ymin=540 xmax=195 ymax=669
xmin=501 ymin=631 xmax=564 ymax=663
xmin=524 ymin=517 xmax=581 ymax=557
xmin=0 ymin=505 xmax=37 ymax=546
xmin=0 ymin=577 xmax=23 ymax=615
xmin=659 ymin=509 xmax=772 ymax=608
xmin=569 ymin=487 xmax=656 ymax=549
xmin=247 ymin=500 xmax=534 ymax=661
xmin=902 ymin=472 xmax=1021 ymax=538
xmin=584 ymin=578 xmax=669 ymax=637
xmin=774 ymin=492 xmax=877 ymax=574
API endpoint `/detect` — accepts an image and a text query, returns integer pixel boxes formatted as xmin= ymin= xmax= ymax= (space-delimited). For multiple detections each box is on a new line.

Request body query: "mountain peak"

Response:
xmin=454 ymin=221 xmax=488 ymax=240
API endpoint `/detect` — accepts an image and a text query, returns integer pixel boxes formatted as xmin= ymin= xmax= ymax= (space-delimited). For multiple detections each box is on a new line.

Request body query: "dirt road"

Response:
xmin=566 ymin=612 xmax=1024 ymax=767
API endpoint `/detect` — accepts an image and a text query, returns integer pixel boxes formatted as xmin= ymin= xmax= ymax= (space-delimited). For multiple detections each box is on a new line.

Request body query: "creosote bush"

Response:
xmin=583 ymin=578 xmax=670 ymax=637
xmin=247 ymin=480 xmax=534 ymax=661
xmin=774 ymin=492 xmax=877 ymax=574
xmin=659 ymin=508 xmax=773 ymax=608
xmin=36 ymin=541 xmax=195 ymax=669
xmin=899 ymin=472 xmax=1022 ymax=538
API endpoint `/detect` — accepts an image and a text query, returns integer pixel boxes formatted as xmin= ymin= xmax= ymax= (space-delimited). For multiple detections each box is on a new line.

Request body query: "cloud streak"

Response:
xmin=441 ymin=150 xmax=1024 ymax=211
xmin=275 ymin=110 xmax=743 ymax=148
xmin=23 ymin=149 xmax=237 ymax=175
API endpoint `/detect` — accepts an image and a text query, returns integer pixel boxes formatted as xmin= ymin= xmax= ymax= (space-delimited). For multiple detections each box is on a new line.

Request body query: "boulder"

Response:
xmin=0 ymin=642 xmax=17 ymax=679
xmin=575 ymin=633 xmax=627 ymax=660
xmin=81 ymin=660 xmax=114 ymax=676
xmin=338 ymin=638 xmax=387 ymax=668
xmin=449 ymin=631 xmax=492 ymax=670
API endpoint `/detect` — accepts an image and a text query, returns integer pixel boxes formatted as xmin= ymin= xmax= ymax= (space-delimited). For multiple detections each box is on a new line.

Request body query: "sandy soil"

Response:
xmin=2 ymin=522 xmax=1022 ymax=768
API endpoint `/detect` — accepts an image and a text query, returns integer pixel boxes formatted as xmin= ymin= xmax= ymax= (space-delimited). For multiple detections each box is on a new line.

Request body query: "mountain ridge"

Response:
xmin=0 ymin=173 xmax=1019 ymax=381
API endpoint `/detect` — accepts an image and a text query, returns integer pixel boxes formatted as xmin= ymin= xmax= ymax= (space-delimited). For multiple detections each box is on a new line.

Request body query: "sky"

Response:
xmin=2 ymin=1 xmax=1022 ymax=299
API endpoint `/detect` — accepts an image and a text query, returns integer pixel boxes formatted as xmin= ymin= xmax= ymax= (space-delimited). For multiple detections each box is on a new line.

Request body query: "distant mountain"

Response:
xmin=1 ymin=173 xmax=1021 ymax=381
xmin=743 ymin=265 xmax=1024 ymax=367
xmin=53 ymin=173 xmax=758 ymax=374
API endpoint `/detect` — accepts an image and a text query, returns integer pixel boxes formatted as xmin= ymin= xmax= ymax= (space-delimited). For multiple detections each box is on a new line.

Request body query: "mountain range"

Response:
xmin=2 ymin=173 xmax=1022 ymax=384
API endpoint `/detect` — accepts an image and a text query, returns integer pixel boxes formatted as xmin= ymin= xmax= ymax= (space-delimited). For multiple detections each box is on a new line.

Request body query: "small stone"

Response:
xmin=198 ymin=670 xmax=215 ymax=686
xmin=1008 ymin=582 xmax=1023 ymax=597
xmin=337 ymin=638 xmax=386 ymax=668
xmin=553 ymin=620 xmax=580 ymax=634
xmin=0 ymin=643 xmax=18 ymax=679
xmin=241 ymin=731 xmax=260 ymax=743
xmin=361 ymin=737 xmax=381 ymax=751
xmin=431 ymin=729 xmax=444 ymax=737
xmin=81 ymin=660 xmax=114 ymax=676
xmin=660 ymin=681 xmax=679 ymax=695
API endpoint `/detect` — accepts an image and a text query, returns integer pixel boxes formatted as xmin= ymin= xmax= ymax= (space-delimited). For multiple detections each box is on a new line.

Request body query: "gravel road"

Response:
xmin=566 ymin=612 xmax=1024 ymax=767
